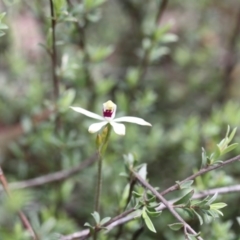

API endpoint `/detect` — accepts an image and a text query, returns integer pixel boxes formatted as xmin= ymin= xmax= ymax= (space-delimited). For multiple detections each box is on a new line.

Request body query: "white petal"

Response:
xmin=70 ymin=106 xmax=104 ymax=120
xmin=88 ymin=121 xmax=108 ymax=133
xmin=114 ymin=116 xmax=152 ymax=126
xmin=110 ymin=122 xmax=126 ymax=135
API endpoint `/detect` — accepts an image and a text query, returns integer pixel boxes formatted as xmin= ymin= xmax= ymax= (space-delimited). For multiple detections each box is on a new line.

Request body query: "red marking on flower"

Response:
xmin=103 ymin=110 xmax=113 ymax=118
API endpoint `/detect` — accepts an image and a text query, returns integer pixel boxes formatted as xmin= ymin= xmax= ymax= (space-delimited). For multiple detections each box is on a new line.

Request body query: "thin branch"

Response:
xmin=219 ymin=4 xmax=240 ymax=102
xmin=192 ymin=184 xmax=240 ymax=200
xmin=0 ymin=167 xmax=38 ymax=240
xmin=160 ymin=154 xmax=240 ymax=196
xmin=0 ymin=153 xmax=98 ymax=192
xmin=156 ymin=0 xmax=169 ymax=23
xmin=49 ymin=0 xmax=59 ymax=100
xmin=132 ymin=171 xmax=203 ymax=240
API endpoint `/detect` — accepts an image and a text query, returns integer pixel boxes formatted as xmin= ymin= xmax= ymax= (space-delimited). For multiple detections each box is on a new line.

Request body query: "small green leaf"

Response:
xmin=138 ymin=164 xmax=147 ymax=180
xmin=91 ymin=211 xmax=100 ymax=224
xmin=168 ymin=222 xmax=184 ymax=231
xmin=173 ymin=190 xmax=194 ymax=205
xmin=192 ymin=209 xmax=203 ymax=225
xmin=201 ymin=148 xmax=207 ymax=168
xmin=0 ymin=12 xmax=6 ymax=21
xmin=100 ymin=217 xmax=111 ymax=225
xmin=206 ymin=192 xmax=218 ymax=205
xmin=161 ymin=33 xmax=178 ymax=43
xmin=210 ymin=202 xmax=227 ymax=210
xmin=0 ymin=23 xmax=8 ymax=29
xmin=84 ymin=222 xmax=93 ymax=228
xmin=0 ymin=31 xmax=5 ymax=37
xmin=221 ymin=143 xmax=238 ymax=155
xmin=236 ymin=217 xmax=240 ymax=225
xmin=225 ymin=125 xmax=231 ymax=139
xmin=176 ymin=180 xmax=194 ymax=189
xmin=58 ymin=88 xmax=76 ymax=112
xmin=142 ymin=207 xmax=156 ymax=233
xmin=207 ymin=209 xmax=220 ymax=218
xmin=146 ymin=208 xmax=161 ymax=218
xmin=212 ymin=145 xmax=221 ymax=161
xmin=132 ymin=191 xmax=142 ymax=198
xmin=228 ymin=127 xmax=237 ymax=143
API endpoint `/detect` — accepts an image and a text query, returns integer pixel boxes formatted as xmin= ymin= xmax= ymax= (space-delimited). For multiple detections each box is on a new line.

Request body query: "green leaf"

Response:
xmin=132 ymin=191 xmax=142 ymax=198
xmin=228 ymin=127 xmax=237 ymax=143
xmin=173 ymin=190 xmax=194 ymax=205
xmin=211 ymin=145 xmax=221 ymax=161
xmin=210 ymin=202 xmax=227 ymax=210
xmin=146 ymin=208 xmax=161 ymax=218
xmin=84 ymin=222 xmax=93 ymax=228
xmin=176 ymin=180 xmax=194 ymax=189
xmin=236 ymin=217 xmax=240 ymax=225
xmin=201 ymin=148 xmax=207 ymax=168
xmin=0 ymin=23 xmax=8 ymax=29
xmin=142 ymin=207 xmax=156 ymax=233
xmin=58 ymin=88 xmax=76 ymax=112
xmin=0 ymin=31 xmax=5 ymax=37
xmin=192 ymin=209 xmax=203 ymax=225
xmin=149 ymin=47 xmax=169 ymax=62
xmin=206 ymin=209 xmax=220 ymax=218
xmin=84 ymin=0 xmax=107 ymax=10
xmin=88 ymin=45 xmax=114 ymax=62
xmin=221 ymin=143 xmax=238 ymax=155
xmin=100 ymin=217 xmax=111 ymax=225
xmin=138 ymin=164 xmax=147 ymax=180
xmin=168 ymin=222 xmax=184 ymax=231
xmin=206 ymin=192 xmax=218 ymax=205
xmin=91 ymin=211 xmax=100 ymax=224
xmin=161 ymin=33 xmax=178 ymax=43
xmin=0 ymin=12 xmax=6 ymax=21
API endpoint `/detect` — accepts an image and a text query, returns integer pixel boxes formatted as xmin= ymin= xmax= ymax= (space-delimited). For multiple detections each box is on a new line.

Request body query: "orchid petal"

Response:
xmin=88 ymin=121 xmax=108 ymax=133
xmin=110 ymin=122 xmax=126 ymax=135
xmin=114 ymin=116 xmax=152 ymax=126
xmin=70 ymin=106 xmax=104 ymax=120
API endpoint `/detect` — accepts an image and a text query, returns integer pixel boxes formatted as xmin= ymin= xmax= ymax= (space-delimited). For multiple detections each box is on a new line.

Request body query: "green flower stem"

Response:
xmin=94 ymin=124 xmax=112 ymax=214
xmin=93 ymin=124 xmax=112 ymax=240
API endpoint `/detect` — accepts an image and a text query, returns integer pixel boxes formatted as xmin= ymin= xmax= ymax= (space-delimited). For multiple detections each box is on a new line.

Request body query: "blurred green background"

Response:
xmin=0 ymin=0 xmax=240 ymax=239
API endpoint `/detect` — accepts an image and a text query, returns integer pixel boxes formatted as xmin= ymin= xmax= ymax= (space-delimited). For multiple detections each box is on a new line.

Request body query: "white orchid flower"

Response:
xmin=70 ymin=100 xmax=152 ymax=135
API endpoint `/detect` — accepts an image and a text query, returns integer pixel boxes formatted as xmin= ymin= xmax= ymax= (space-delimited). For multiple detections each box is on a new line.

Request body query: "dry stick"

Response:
xmin=0 ymin=167 xmax=38 ymax=240
xmin=132 ymin=171 xmax=203 ymax=240
xmin=0 ymin=153 xmax=98 ymax=192
xmin=160 ymin=154 xmax=240 ymax=196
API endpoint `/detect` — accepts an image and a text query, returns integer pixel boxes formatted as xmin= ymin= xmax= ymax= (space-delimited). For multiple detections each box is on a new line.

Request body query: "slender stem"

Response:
xmin=132 ymin=170 xmax=203 ymax=240
xmin=94 ymin=125 xmax=112 ymax=240
xmin=49 ymin=0 xmax=59 ymax=100
xmin=0 ymin=167 xmax=38 ymax=240
xmin=94 ymin=154 xmax=103 ymax=213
